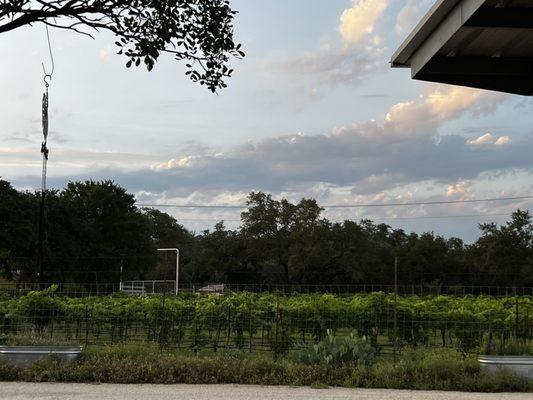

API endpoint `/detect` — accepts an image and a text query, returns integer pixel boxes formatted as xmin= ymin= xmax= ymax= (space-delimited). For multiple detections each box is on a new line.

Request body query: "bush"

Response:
xmin=351 ymin=348 xmax=533 ymax=392
xmin=9 ymin=285 xmax=60 ymax=336
xmin=0 ymin=347 xmax=531 ymax=391
xmin=291 ymin=330 xmax=375 ymax=368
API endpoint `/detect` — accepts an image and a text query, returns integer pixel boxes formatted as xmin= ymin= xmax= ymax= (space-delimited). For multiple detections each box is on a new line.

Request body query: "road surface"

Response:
xmin=0 ymin=383 xmax=531 ymax=400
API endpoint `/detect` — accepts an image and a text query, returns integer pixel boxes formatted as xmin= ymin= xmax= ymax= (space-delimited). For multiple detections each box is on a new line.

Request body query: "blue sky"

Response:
xmin=1 ymin=0 xmax=533 ymax=241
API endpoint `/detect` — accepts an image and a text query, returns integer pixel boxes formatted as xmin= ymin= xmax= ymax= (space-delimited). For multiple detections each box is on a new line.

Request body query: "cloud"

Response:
xmin=495 ymin=136 xmax=511 ymax=146
xmin=467 ymin=133 xmax=494 ymax=146
xmin=153 ymin=156 xmax=199 ymax=171
xmin=467 ymin=133 xmax=511 ymax=146
xmin=84 ymin=125 xmax=531 ymax=203
xmin=280 ymin=47 xmax=382 ymax=88
xmin=5 ymin=85 xmax=521 ymax=208
xmin=131 ymin=85 xmax=516 ymax=198
xmin=376 ymin=85 xmax=506 ymax=141
xmin=446 ymin=180 xmax=474 ymax=200
xmin=395 ymin=2 xmax=419 ymax=34
xmin=0 ymin=147 xmax=160 ymax=181
xmin=339 ymin=0 xmax=390 ymax=45
xmin=269 ymin=0 xmax=392 ymax=95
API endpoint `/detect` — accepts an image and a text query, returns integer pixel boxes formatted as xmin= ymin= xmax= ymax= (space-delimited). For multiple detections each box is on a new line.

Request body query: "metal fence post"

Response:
xmin=84 ymin=305 xmax=89 ymax=348
xmin=393 ymin=256 xmax=398 ymax=365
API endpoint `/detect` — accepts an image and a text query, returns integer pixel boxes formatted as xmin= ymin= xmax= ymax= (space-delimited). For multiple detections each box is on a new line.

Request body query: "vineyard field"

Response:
xmin=1 ymin=288 xmax=532 ymax=355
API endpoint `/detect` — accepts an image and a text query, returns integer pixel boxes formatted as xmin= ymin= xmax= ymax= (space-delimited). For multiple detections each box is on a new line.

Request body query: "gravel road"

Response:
xmin=0 ymin=383 xmax=531 ymax=400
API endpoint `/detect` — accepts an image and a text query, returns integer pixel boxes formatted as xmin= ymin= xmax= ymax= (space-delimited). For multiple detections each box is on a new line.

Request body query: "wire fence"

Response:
xmin=1 ymin=290 xmax=532 ymax=358
xmin=2 ymin=282 xmax=533 ymax=298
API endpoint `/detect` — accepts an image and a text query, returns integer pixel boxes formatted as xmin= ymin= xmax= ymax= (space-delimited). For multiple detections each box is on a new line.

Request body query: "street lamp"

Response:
xmin=157 ymin=248 xmax=180 ymax=295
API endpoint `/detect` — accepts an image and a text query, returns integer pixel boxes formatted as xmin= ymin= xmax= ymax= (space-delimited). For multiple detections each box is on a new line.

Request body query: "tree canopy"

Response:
xmin=0 ymin=0 xmax=244 ymax=91
xmin=1 ymin=178 xmax=532 ymax=289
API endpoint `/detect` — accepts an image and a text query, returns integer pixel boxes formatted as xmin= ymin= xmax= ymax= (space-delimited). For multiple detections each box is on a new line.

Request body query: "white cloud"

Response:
xmin=467 ymin=133 xmax=494 ymax=146
xmin=339 ymin=0 xmax=390 ymax=45
xmin=467 ymin=133 xmax=511 ymax=146
xmin=271 ymin=0 xmax=392 ymax=95
xmin=4 ymin=85 xmax=520 ymax=212
xmin=131 ymin=85 xmax=518 ymax=199
xmin=495 ymin=136 xmax=511 ymax=146
xmin=446 ymin=180 xmax=474 ymax=200
xmin=153 ymin=156 xmax=198 ymax=171
xmin=395 ymin=2 xmax=419 ymax=34
xmin=379 ymin=85 xmax=506 ymax=141
xmin=425 ymin=86 xmax=505 ymax=120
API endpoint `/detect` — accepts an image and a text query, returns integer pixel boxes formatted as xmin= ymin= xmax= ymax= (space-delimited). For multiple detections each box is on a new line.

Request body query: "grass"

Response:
xmin=0 ymin=346 xmax=532 ymax=391
xmin=484 ymin=339 xmax=533 ymax=356
xmin=351 ymin=348 xmax=533 ymax=392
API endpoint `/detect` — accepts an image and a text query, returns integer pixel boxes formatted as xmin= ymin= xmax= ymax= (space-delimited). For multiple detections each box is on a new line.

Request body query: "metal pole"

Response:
xmin=37 ymin=189 xmax=46 ymax=283
xmin=175 ymin=249 xmax=179 ymax=296
xmin=157 ymin=248 xmax=179 ymax=296
xmin=394 ymin=256 xmax=398 ymax=365
xmin=119 ymin=261 xmax=123 ymax=292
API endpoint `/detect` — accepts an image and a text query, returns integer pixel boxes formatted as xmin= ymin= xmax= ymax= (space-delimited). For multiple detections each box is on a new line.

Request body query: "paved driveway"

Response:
xmin=0 ymin=383 xmax=531 ymax=400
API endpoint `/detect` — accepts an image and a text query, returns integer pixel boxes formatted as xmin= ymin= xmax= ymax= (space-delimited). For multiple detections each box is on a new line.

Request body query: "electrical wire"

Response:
xmin=137 ymin=195 xmax=533 ymax=210
xmin=170 ymin=212 xmax=512 ymax=223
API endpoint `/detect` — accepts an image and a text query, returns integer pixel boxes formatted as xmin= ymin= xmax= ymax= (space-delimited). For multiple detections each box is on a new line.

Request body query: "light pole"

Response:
xmin=157 ymin=248 xmax=180 ymax=296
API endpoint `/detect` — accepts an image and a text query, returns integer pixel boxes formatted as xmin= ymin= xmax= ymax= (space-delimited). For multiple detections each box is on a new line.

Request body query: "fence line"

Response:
xmin=1 ymin=282 xmax=533 ymax=297
xmin=1 ymin=293 xmax=532 ymax=357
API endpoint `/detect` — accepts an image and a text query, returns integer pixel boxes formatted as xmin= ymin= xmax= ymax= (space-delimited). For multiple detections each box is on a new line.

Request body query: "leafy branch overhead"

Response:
xmin=0 ymin=0 xmax=245 ymax=92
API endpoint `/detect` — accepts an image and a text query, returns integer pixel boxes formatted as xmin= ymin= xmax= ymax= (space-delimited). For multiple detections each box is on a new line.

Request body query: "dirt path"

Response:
xmin=0 ymin=383 xmax=531 ymax=400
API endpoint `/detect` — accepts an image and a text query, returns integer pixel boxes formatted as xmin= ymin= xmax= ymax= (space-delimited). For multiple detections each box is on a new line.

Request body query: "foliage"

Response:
xmin=352 ymin=348 xmax=533 ymax=392
xmin=292 ymin=330 xmax=375 ymax=368
xmin=0 ymin=180 xmax=37 ymax=280
xmin=0 ymin=347 xmax=531 ymax=391
xmin=471 ymin=210 xmax=533 ymax=287
xmin=0 ymin=180 xmax=157 ymax=284
xmin=485 ymin=339 xmax=533 ymax=356
xmin=2 ymin=178 xmax=533 ymax=289
xmin=0 ymin=0 xmax=244 ymax=92
xmin=8 ymin=285 xmax=60 ymax=335
xmin=1 ymin=290 xmax=532 ymax=357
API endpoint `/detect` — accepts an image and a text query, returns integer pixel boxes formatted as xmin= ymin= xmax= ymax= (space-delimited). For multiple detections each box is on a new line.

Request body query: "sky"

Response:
xmin=1 ymin=0 xmax=533 ymax=241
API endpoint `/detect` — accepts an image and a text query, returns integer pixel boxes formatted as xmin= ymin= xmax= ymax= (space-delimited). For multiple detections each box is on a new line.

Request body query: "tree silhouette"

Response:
xmin=0 ymin=0 xmax=244 ymax=91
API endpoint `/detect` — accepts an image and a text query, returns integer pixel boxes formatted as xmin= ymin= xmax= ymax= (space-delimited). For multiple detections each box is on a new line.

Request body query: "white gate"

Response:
xmin=119 ymin=280 xmax=176 ymax=296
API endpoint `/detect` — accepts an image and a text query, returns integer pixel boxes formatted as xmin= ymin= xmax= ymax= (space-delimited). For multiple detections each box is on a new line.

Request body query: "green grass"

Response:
xmin=484 ymin=339 xmax=533 ymax=356
xmin=0 ymin=346 xmax=531 ymax=392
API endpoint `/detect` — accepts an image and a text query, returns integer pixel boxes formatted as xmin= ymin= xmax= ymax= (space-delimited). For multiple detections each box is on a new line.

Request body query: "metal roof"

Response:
xmin=391 ymin=0 xmax=533 ymax=96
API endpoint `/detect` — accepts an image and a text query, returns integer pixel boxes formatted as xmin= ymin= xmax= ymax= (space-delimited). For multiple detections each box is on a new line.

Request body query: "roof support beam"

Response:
xmin=422 ymin=56 xmax=533 ymax=77
xmin=465 ymin=6 xmax=533 ymax=30
xmin=409 ymin=0 xmax=485 ymax=77
xmin=417 ymin=56 xmax=533 ymax=95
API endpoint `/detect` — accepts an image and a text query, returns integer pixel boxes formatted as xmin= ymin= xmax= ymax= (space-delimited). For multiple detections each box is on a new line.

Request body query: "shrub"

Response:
xmin=351 ymin=348 xmax=533 ymax=392
xmin=0 ymin=347 xmax=531 ymax=391
xmin=292 ymin=330 xmax=375 ymax=368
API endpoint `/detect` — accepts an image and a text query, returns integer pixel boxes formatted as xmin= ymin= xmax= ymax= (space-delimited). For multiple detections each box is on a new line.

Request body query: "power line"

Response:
xmin=370 ymin=212 xmax=511 ymax=221
xmin=326 ymin=196 xmax=533 ymax=208
xmin=171 ymin=212 xmax=511 ymax=223
xmin=137 ymin=195 xmax=533 ymax=210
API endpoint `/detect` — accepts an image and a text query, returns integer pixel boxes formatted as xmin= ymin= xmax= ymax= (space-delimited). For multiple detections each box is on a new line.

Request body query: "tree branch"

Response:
xmin=0 ymin=0 xmax=244 ymax=91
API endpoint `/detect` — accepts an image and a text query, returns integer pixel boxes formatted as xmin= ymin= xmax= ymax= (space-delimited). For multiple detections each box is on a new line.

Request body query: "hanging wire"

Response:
xmin=42 ymin=24 xmax=55 ymax=89
xmin=41 ymin=24 xmax=54 ymax=146
xmin=38 ymin=24 xmax=56 ymax=280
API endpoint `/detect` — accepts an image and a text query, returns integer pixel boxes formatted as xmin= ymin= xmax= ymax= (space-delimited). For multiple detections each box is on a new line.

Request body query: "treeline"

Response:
xmin=1 ymin=179 xmax=532 ymax=287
